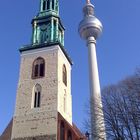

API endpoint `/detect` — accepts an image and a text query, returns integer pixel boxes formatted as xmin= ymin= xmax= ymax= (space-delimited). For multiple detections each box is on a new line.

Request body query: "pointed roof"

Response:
xmin=0 ymin=119 xmax=13 ymax=140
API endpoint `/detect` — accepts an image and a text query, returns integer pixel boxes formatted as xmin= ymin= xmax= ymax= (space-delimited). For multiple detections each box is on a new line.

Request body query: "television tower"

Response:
xmin=78 ymin=0 xmax=106 ymax=139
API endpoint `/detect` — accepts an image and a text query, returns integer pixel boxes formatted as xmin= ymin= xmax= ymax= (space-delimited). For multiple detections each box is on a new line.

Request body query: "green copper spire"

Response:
xmin=31 ymin=0 xmax=64 ymax=46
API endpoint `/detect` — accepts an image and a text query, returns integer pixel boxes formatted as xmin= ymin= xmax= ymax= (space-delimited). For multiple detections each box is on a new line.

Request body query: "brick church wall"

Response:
xmin=12 ymin=134 xmax=56 ymax=140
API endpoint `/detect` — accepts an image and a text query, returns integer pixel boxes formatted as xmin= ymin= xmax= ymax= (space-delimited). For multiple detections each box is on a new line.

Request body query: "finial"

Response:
xmin=86 ymin=0 xmax=91 ymax=4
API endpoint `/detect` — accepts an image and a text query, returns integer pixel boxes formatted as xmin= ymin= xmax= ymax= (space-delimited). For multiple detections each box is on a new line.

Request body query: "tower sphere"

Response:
xmin=78 ymin=3 xmax=103 ymax=40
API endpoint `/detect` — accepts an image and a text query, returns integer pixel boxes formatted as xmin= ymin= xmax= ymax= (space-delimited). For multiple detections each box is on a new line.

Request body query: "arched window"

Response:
xmin=63 ymin=64 xmax=67 ymax=86
xmin=60 ymin=121 xmax=65 ymax=140
xmin=52 ymin=0 xmax=55 ymax=10
xmin=33 ymin=84 xmax=41 ymax=108
xmin=43 ymin=0 xmax=46 ymax=11
xmin=47 ymin=0 xmax=50 ymax=10
xmin=32 ymin=57 xmax=45 ymax=79
xmin=67 ymin=130 xmax=72 ymax=140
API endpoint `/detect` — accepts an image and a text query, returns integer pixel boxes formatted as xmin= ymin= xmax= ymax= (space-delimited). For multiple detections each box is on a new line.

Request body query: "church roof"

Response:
xmin=0 ymin=119 xmax=13 ymax=140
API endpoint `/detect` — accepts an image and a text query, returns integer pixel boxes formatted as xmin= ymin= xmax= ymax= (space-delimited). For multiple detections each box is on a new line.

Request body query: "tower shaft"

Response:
xmin=87 ymin=37 xmax=106 ymax=140
xmin=87 ymin=37 xmax=100 ymax=98
xmin=11 ymin=1 xmax=72 ymax=139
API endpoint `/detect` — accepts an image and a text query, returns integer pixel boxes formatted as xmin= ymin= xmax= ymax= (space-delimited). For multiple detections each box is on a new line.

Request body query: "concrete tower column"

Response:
xmin=87 ymin=36 xmax=105 ymax=140
xmin=78 ymin=0 xmax=106 ymax=139
xmin=87 ymin=37 xmax=100 ymax=99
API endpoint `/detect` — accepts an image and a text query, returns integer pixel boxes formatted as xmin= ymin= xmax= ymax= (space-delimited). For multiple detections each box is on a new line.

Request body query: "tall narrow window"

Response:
xmin=32 ymin=57 xmax=45 ymax=79
xmin=33 ymin=84 xmax=42 ymax=108
xmin=40 ymin=63 xmax=45 ymax=76
xmin=43 ymin=1 xmax=46 ymax=10
xmin=34 ymin=92 xmax=37 ymax=107
xmin=63 ymin=64 xmax=67 ymax=86
xmin=67 ymin=131 xmax=72 ymax=140
xmin=52 ymin=0 xmax=55 ymax=10
xmin=35 ymin=64 xmax=39 ymax=77
xmin=60 ymin=121 xmax=65 ymax=140
xmin=64 ymin=94 xmax=66 ymax=112
xmin=47 ymin=0 xmax=50 ymax=10
xmin=54 ymin=20 xmax=57 ymax=38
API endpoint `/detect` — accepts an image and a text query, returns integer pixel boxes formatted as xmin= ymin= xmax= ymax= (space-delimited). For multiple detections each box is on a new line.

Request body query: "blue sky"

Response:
xmin=1 ymin=0 xmax=140 ymax=134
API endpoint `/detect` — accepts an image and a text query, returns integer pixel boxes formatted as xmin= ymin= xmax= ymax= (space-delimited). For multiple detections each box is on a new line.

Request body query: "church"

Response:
xmin=0 ymin=0 xmax=87 ymax=140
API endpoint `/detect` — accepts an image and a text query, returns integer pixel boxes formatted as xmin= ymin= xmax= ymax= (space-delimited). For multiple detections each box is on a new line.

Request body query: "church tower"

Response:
xmin=11 ymin=0 xmax=75 ymax=139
